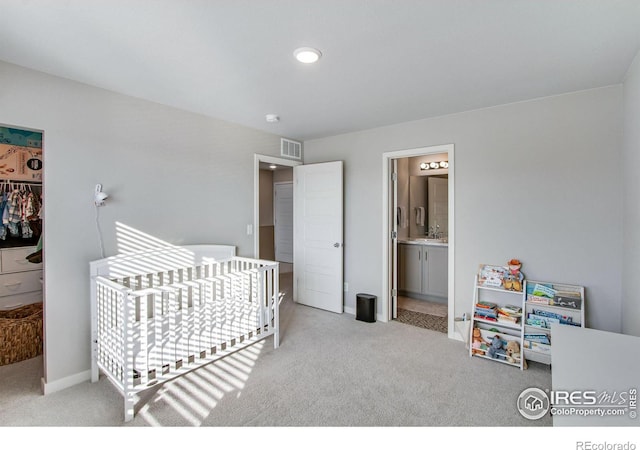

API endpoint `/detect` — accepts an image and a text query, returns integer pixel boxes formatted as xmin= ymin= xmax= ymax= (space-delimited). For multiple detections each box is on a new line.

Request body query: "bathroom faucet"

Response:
xmin=427 ymin=224 xmax=440 ymax=239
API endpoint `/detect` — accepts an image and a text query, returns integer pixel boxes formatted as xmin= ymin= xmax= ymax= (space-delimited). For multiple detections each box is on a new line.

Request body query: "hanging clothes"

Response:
xmin=20 ymin=191 xmax=31 ymax=239
xmin=25 ymin=191 xmax=41 ymax=238
xmin=0 ymin=191 xmax=7 ymax=240
xmin=0 ymin=182 xmax=43 ymax=241
xmin=5 ymin=189 xmax=22 ymax=237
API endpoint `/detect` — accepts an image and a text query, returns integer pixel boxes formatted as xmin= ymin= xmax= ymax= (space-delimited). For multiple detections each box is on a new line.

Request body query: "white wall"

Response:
xmin=304 ymin=86 xmax=624 ymax=332
xmin=551 ymin=325 xmax=640 ymax=426
xmin=622 ymin=50 xmax=640 ymax=337
xmin=0 ymin=61 xmax=284 ymax=388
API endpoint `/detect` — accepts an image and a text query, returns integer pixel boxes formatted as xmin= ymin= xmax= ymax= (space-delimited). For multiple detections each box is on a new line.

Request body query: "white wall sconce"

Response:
xmin=420 ymin=160 xmax=448 ymax=171
xmin=94 ymin=184 xmax=109 ymax=206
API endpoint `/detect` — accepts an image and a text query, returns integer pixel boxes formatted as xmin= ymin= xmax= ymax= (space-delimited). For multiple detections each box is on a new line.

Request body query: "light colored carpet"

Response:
xmin=0 ymin=272 xmax=553 ymax=428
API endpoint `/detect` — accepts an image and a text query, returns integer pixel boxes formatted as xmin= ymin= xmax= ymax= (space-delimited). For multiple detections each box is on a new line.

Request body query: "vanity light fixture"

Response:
xmin=294 ymin=47 xmax=322 ymax=64
xmin=420 ymin=160 xmax=449 ymax=171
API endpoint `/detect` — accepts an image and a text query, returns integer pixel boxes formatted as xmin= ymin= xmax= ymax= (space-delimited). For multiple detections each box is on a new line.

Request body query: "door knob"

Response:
xmin=334 ymin=243 xmax=340 ymax=248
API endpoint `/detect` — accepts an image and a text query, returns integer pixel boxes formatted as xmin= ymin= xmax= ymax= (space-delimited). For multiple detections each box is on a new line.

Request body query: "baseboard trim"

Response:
xmin=41 ymin=369 xmax=90 ymax=395
xmin=345 ymin=305 xmax=386 ymax=322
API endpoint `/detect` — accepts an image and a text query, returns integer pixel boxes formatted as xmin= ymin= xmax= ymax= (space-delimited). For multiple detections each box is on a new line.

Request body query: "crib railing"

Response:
xmin=91 ymin=256 xmax=279 ymax=421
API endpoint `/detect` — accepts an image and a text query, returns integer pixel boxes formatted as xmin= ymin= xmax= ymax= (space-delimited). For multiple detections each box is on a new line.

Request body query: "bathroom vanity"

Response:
xmin=398 ymin=239 xmax=448 ymax=300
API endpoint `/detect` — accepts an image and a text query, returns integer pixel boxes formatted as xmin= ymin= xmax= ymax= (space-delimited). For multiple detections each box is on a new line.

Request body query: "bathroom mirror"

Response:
xmin=409 ymin=174 xmax=448 ymax=237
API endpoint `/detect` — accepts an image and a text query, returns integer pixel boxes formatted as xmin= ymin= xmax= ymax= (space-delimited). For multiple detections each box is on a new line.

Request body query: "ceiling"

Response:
xmin=1 ymin=1 xmax=639 ymax=141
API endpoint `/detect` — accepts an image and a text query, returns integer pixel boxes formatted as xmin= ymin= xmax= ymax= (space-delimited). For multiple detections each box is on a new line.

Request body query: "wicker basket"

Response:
xmin=0 ymin=302 xmax=43 ymax=366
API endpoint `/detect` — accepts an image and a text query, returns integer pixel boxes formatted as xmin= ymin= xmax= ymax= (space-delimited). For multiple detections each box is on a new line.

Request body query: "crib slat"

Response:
xmin=179 ymin=284 xmax=190 ymax=366
xmin=259 ymin=269 xmax=266 ymax=335
xmin=191 ymin=281 xmax=200 ymax=360
xmin=273 ymin=265 xmax=279 ymax=348
xmin=108 ymin=287 xmax=116 ymax=378
xmin=151 ymin=290 xmax=163 ymax=379
xmin=207 ymin=278 xmax=216 ymax=354
xmin=266 ymin=268 xmax=272 ymax=330
xmin=123 ymin=291 xmax=136 ymax=421
xmin=138 ymin=293 xmax=148 ymax=386
xmin=254 ymin=270 xmax=262 ymax=334
xmin=219 ymin=275 xmax=229 ymax=347
xmin=215 ymin=277 xmax=224 ymax=348
xmin=187 ymin=284 xmax=194 ymax=343
xmin=168 ymin=289 xmax=178 ymax=370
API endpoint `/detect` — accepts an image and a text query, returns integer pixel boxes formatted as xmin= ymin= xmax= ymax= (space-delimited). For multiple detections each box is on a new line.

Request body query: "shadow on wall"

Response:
xmin=109 ymin=222 xmax=200 ymax=277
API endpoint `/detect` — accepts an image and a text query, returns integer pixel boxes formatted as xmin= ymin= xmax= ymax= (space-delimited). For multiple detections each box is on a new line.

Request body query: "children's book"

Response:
xmin=477 ymin=264 xmax=508 ymax=288
xmin=524 ymin=333 xmax=551 ymax=345
xmin=531 ymin=283 xmax=556 ymax=298
xmin=476 ymin=301 xmax=498 ymax=310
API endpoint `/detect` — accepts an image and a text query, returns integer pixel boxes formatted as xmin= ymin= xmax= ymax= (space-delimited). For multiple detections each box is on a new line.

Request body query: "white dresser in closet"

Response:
xmin=0 ymin=246 xmax=42 ymax=310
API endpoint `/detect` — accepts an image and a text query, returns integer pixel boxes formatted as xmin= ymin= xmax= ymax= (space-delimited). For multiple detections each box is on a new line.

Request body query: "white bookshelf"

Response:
xmin=523 ymin=280 xmax=585 ymax=365
xmin=469 ymin=270 xmax=526 ymax=370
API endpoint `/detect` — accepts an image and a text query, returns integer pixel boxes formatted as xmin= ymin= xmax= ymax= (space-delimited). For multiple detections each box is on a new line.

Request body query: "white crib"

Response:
xmin=89 ymin=245 xmax=279 ymax=422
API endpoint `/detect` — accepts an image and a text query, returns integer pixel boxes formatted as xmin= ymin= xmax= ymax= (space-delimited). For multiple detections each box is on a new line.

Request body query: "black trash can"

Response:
xmin=356 ymin=293 xmax=376 ymax=323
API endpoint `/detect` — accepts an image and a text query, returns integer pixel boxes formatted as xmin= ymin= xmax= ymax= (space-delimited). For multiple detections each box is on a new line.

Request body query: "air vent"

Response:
xmin=281 ymin=138 xmax=302 ymax=160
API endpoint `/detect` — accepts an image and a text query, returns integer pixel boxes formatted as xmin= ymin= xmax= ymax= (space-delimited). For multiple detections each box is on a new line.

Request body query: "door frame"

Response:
xmin=253 ymin=154 xmax=302 ymax=259
xmin=381 ymin=144 xmax=456 ymax=340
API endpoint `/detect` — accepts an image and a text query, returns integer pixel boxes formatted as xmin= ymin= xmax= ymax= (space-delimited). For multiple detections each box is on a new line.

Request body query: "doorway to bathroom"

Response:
xmin=381 ymin=144 xmax=455 ymax=338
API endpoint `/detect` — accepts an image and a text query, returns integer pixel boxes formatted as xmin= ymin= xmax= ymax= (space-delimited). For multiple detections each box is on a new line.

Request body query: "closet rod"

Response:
xmin=1 ymin=180 xmax=42 ymax=185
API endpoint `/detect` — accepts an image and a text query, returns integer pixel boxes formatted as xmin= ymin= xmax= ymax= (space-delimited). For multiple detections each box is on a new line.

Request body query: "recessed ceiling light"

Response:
xmin=269 ymin=165 xmax=277 ymax=170
xmin=265 ymin=114 xmax=280 ymax=123
xmin=293 ymin=47 xmax=322 ymax=64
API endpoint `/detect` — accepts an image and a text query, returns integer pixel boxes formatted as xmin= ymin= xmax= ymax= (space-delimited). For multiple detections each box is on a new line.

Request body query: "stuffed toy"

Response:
xmin=503 ymin=259 xmax=524 ymax=291
xmin=506 ymin=340 xmax=528 ymax=369
xmin=471 ymin=327 xmax=486 ymax=355
xmin=486 ymin=335 xmax=504 ymax=359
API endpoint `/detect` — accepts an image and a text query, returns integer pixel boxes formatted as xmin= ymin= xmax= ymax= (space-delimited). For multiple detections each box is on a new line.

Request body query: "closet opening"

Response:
xmin=0 ymin=124 xmax=44 ymax=376
xmin=253 ymin=154 xmax=301 ymax=305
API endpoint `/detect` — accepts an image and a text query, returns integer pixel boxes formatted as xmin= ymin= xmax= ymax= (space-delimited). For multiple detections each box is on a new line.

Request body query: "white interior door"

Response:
xmin=294 ymin=161 xmax=343 ymax=313
xmin=274 ymin=182 xmax=293 ymax=263
xmin=391 ymin=159 xmax=398 ymax=319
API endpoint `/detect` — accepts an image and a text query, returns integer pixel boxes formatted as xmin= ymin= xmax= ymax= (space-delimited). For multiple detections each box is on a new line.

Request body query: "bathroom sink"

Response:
xmin=410 ymin=238 xmax=447 ymax=244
